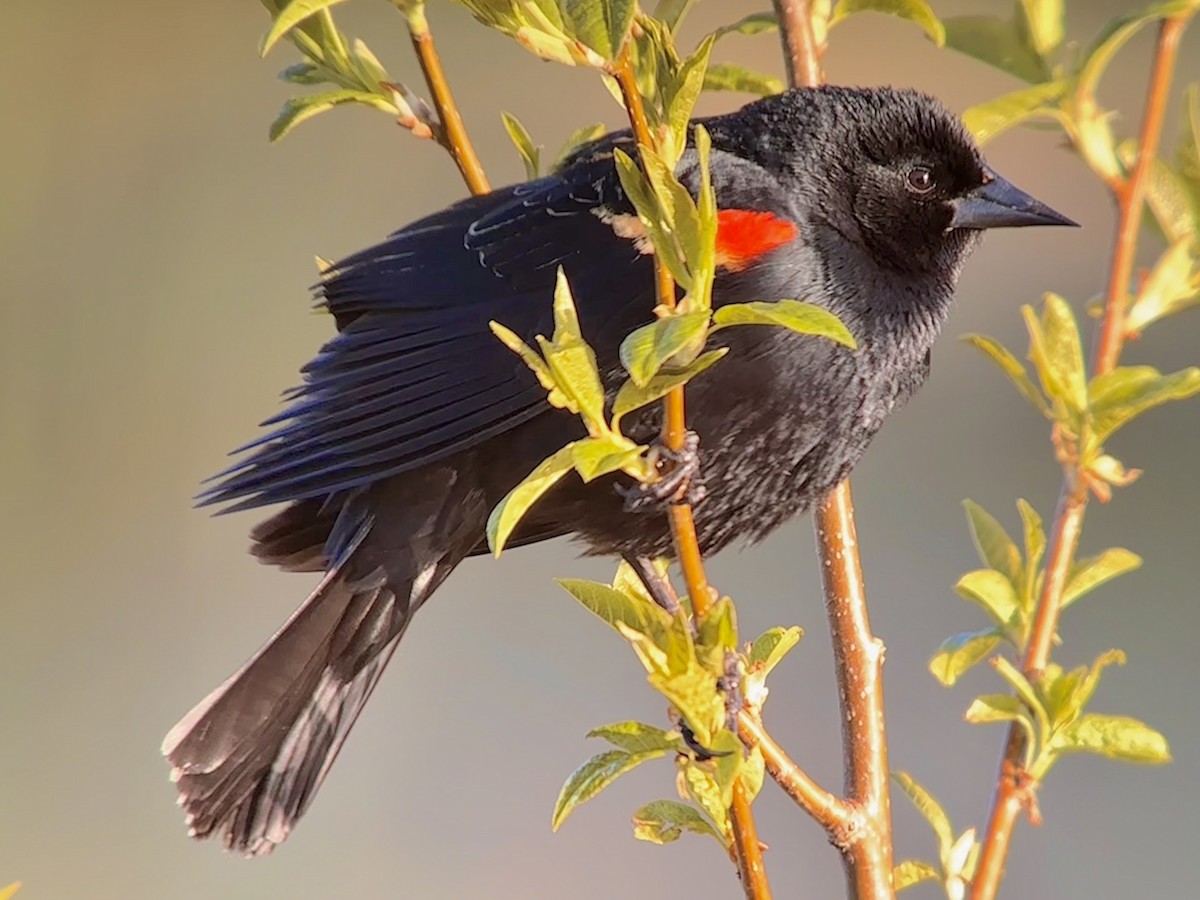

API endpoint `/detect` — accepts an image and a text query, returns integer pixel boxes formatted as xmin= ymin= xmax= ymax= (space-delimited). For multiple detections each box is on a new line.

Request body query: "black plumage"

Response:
xmin=165 ymin=85 xmax=1074 ymax=854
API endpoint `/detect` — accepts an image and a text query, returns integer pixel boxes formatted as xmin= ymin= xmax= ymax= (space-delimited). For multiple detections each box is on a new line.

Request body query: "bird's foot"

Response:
xmin=618 ymin=431 xmax=706 ymax=513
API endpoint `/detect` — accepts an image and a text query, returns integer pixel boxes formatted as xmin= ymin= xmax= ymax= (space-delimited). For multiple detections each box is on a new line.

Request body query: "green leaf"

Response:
xmin=1017 ymin=0 xmax=1064 ymax=56
xmin=1025 ymin=294 xmax=1087 ymax=419
xmin=612 ymin=349 xmax=728 ymax=428
xmin=552 ymin=748 xmax=667 ymax=830
xmin=648 ymin=666 xmax=725 ymax=747
xmin=501 ymin=111 xmax=540 ymax=179
xmin=962 ymin=499 xmax=1022 ymax=584
xmin=1088 ymin=365 xmax=1200 ymax=443
xmin=561 ymin=0 xmax=636 ymax=60
xmin=955 ymin=569 xmax=1021 ymax=629
xmin=1139 ymin=159 xmax=1200 ymax=248
xmin=588 ymin=721 xmax=683 ymax=754
xmin=742 ymin=745 xmax=766 ymax=802
xmin=654 ymin=0 xmax=700 ymax=32
xmin=1016 ymin=499 xmax=1045 ymax=604
xmin=696 ymin=596 xmax=739 ymax=672
xmin=747 ymin=626 xmax=804 ymax=675
xmin=992 ymin=656 xmax=1050 ymax=740
xmin=965 ymin=692 xmax=1032 ymax=725
xmin=490 ymin=320 xmax=559 ymax=398
xmin=1052 ymin=714 xmax=1172 ymax=764
xmin=711 ymin=300 xmax=856 ymax=348
xmin=963 ymin=81 xmax=1066 ymax=145
xmin=620 ymin=311 xmax=712 ymax=388
xmin=714 ymin=11 xmax=780 ymax=40
xmin=830 ymin=0 xmax=945 ymax=46
xmin=613 ymin=149 xmax=693 ymax=287
xmin=349 ymin=37 xmax=389 ymax=88
xmin=892 ymin=771 xmax=953 ymax=854
xmin=1076 ymin=2 xmax=1200 ymax=104
xmin=943 ymin=15 xmax=1050 ymax=83
xmin=570 ymin=435 xmax=646 ymax=482
xmin=552 ymin=122 xmax=607 ymax=170
xmin=930 ymin=627 xmax=1003 ymax=687
xmin=632 ymin=799 xmax=725 ymax=845
xmin=539 ymin=269 xmax=607 ymax=425
xmin=1128 ymin=239 xmax=1199 ymax=332
xmin=708 ymin=730 xmax=746 ymax=808
xmin=894 ymin=859 xmax=940 ymax=890
xmin=557 ymin=577 xmax=671 ymax=639
xmin=1062 ymin=548 xmax=1142 ymax=608
xmin=702 ymin=62 xmax=783 ymax=96
xmin=268 ymin=89 xmax=396 ymax=142
xmin=0 ymin=884 xmax=20 ymax=900
xmin=665 ymin=36 xmax=715 ymax=162
xmin=262 ymin=0 xmax=350 ymax=56
xmin=488 ymin=444 xmax=576 ymax=555
xmin=961 ymin=333 xmax=1052 ymax=417
xmin=679 ymin=757 xmax=730 ymax=838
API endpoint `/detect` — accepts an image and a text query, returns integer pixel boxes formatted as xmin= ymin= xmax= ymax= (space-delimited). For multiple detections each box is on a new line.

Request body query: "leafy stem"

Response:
xmin=970 ymin=13 xmax=1195 ymax=900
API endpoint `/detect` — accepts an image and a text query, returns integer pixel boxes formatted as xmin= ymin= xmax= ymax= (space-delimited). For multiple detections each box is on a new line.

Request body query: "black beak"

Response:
xmin=950 ymin=170 xmax=1078 ymax=230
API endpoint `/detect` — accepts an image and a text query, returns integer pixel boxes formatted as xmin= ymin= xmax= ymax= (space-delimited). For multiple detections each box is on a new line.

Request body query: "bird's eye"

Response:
xmin=906 ymin=166 xmax=935 ymax=194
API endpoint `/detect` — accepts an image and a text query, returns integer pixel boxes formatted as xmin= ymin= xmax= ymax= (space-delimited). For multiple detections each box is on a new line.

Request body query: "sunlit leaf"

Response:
xmin=964 ymin=81 xmax=1066 ymax=145
xmin=696 ymin=596 xmax=738 ymax=673
xmin=992 ymin=656 xmax=1050 ymax=739
xmin=570 ymin=435 xmax=646 ymax=483
xmin=963 ymin=499 xmax=1022 ymax=584
xmin=648 ymin=665 xmax=725 ymax=747
xmin=943 ymin=15 xmax=1050 ymax=83
xmin=552 ymin=122 xmax=607 ymax=169
xmin=892 ymin=771 xmax=953 ymax=854
xmin=894 ymin=859 xmax=940 ymax=890
xmin=1025 ymin=294 xmax=1087 ymax=419
xmin=501 ymin=111 xmax=540 ymax=178
xmin=830 ymin=0 xmax=945 ymax=46
xmin=612 ymin=349 xmax=728 ymax=427
xmin=711 ymin=300 xmax=856 ymax=347
xmin=930 ymin=627 xmax=1004 ymax=687
xmin=557 ymin=576 xmax=672 ymax=638
xmin=488 ymin=444 xmax=576 ymax=555
xmin=561 ymin=0 xmax=637 ymax=61
xmin=1087 ymin=365 xmax=1200 ymax=443
xmin=1062 ymin=548 xmax=1142 ymax=609
xmin=955 ymin=569 xmax=1021 ymax=629
xmin=1017 ymin=0 xmax=1064 ymax=56
xmin=714 ymin=11 xmax=780 ymax=40
xmin=1127 ymin=240 xmax=1200 ymax=332
xmin=678 ymin=756 xmax=730 ymax=838
xmin=0 ymin=884 xmax=20 ymax=900
xmin=268 ymin=89 xmax=396 ymax=141
xmin=1051 ymin=714 xmax=1172 ymax=764
xmin=1076 ymin=2 xmax=1200 ymax=103
xmin=747 ymin=626 xmax=804 ymax=675
xmin=702 ymin=62 xmax=783 ymax=96
xmin=632 ymin=799 xmax=725 ymax=845
xmin=588 ymin=721 xmax=684 ymax=754
xmin=620 ymin=312 xmax=712 ymax=387
xmin=961 ymin=333 xmax=1052 ymax=417
xmin=262 ymin=0 xmax=350 ymax=56
xmin=1016 ymin=499 xmax=1045 ymax=603
xmin=552 ymin=748 xmax=667 ymax=830
xmin=654 ymin=0 xmax=701 ymax=32
xmin=665 ymin=36 xmax=715 ymax=162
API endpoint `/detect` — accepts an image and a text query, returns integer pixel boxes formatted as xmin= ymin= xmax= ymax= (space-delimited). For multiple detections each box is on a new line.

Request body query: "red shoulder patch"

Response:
xmin=714 ymin=209 xmax=798 ymax=272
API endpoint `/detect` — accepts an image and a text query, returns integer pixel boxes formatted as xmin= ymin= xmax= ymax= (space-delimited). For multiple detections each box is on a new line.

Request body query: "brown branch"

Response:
xmin=403 ymin=4 xmax=490 ymax=196
xmin=815 ymin=484 xmax=894 ymax=899
xmin=738 ymin=713 xmax=852 ymax=831
xmin=772 ymin=0 xmax=824 ymax=88
xmin=769 ymin=3 xmax=893 ymax=896
xmin=612 ymin=41 xmax=766 ymax=900
xmin=969 ymin=15 xmax=1193 ymax=900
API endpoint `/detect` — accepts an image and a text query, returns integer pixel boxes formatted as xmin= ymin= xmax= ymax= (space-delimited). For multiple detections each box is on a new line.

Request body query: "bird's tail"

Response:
xmin=162 ymin=499 xmax=460 ymax=856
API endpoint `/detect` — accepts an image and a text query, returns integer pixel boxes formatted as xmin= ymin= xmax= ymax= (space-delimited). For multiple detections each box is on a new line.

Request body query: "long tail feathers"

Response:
xmin=162 ymin=563 xmax=409 ymax=856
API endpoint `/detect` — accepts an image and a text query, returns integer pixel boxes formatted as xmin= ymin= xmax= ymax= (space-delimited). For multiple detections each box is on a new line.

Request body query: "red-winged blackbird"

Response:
xmin=164 ymin=85 xmax=1075 ymax=855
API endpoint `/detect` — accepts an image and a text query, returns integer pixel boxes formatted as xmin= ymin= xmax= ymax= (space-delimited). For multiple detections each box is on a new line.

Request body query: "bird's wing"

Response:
xmin=198 ymin=156 xmax=656 ymax=512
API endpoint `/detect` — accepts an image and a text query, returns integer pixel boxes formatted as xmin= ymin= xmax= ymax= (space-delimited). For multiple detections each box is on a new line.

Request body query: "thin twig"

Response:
xmin=772 ymin=0 xmax=824 ymax=88
xmin=612 ymin=40 xmax=769 ymax=900
xmin=738 ymin=713 xmax=852 ymax=831
xmin=403 ymin=4 xmax=490 ymax=195
xmin=969 ymin=15 xmax=1193 ymax=900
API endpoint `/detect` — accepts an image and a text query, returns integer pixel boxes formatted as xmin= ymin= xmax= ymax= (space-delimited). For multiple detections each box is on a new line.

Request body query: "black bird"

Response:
xmin=163 ymin=85 xmax=1075 ymax=854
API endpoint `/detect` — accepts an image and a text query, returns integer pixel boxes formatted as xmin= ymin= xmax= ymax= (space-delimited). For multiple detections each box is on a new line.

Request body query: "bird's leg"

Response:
xmin=617 ymin=430 xmax=706 ymax=513
xmin=622 ymin=554 xmax=683 ymax=616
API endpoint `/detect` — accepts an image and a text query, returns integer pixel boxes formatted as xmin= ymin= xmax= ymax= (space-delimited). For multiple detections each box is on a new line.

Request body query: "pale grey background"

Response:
xmin=2 ymin=1 xmax=1197 ymax=898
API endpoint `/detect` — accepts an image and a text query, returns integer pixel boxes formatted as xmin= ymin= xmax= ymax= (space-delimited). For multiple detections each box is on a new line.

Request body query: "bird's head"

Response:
xmin=723 ymin=86 xmax=1077 ymax=278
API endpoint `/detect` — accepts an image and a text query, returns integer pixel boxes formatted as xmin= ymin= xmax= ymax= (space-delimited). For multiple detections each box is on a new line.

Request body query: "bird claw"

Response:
xmin=617 ymin=431 xmax=706 ymax=513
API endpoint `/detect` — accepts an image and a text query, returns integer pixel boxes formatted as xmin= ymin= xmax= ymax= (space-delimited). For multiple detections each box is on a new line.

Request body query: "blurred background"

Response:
xmin=2 ymin=1 xmax=1197 ymax=897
